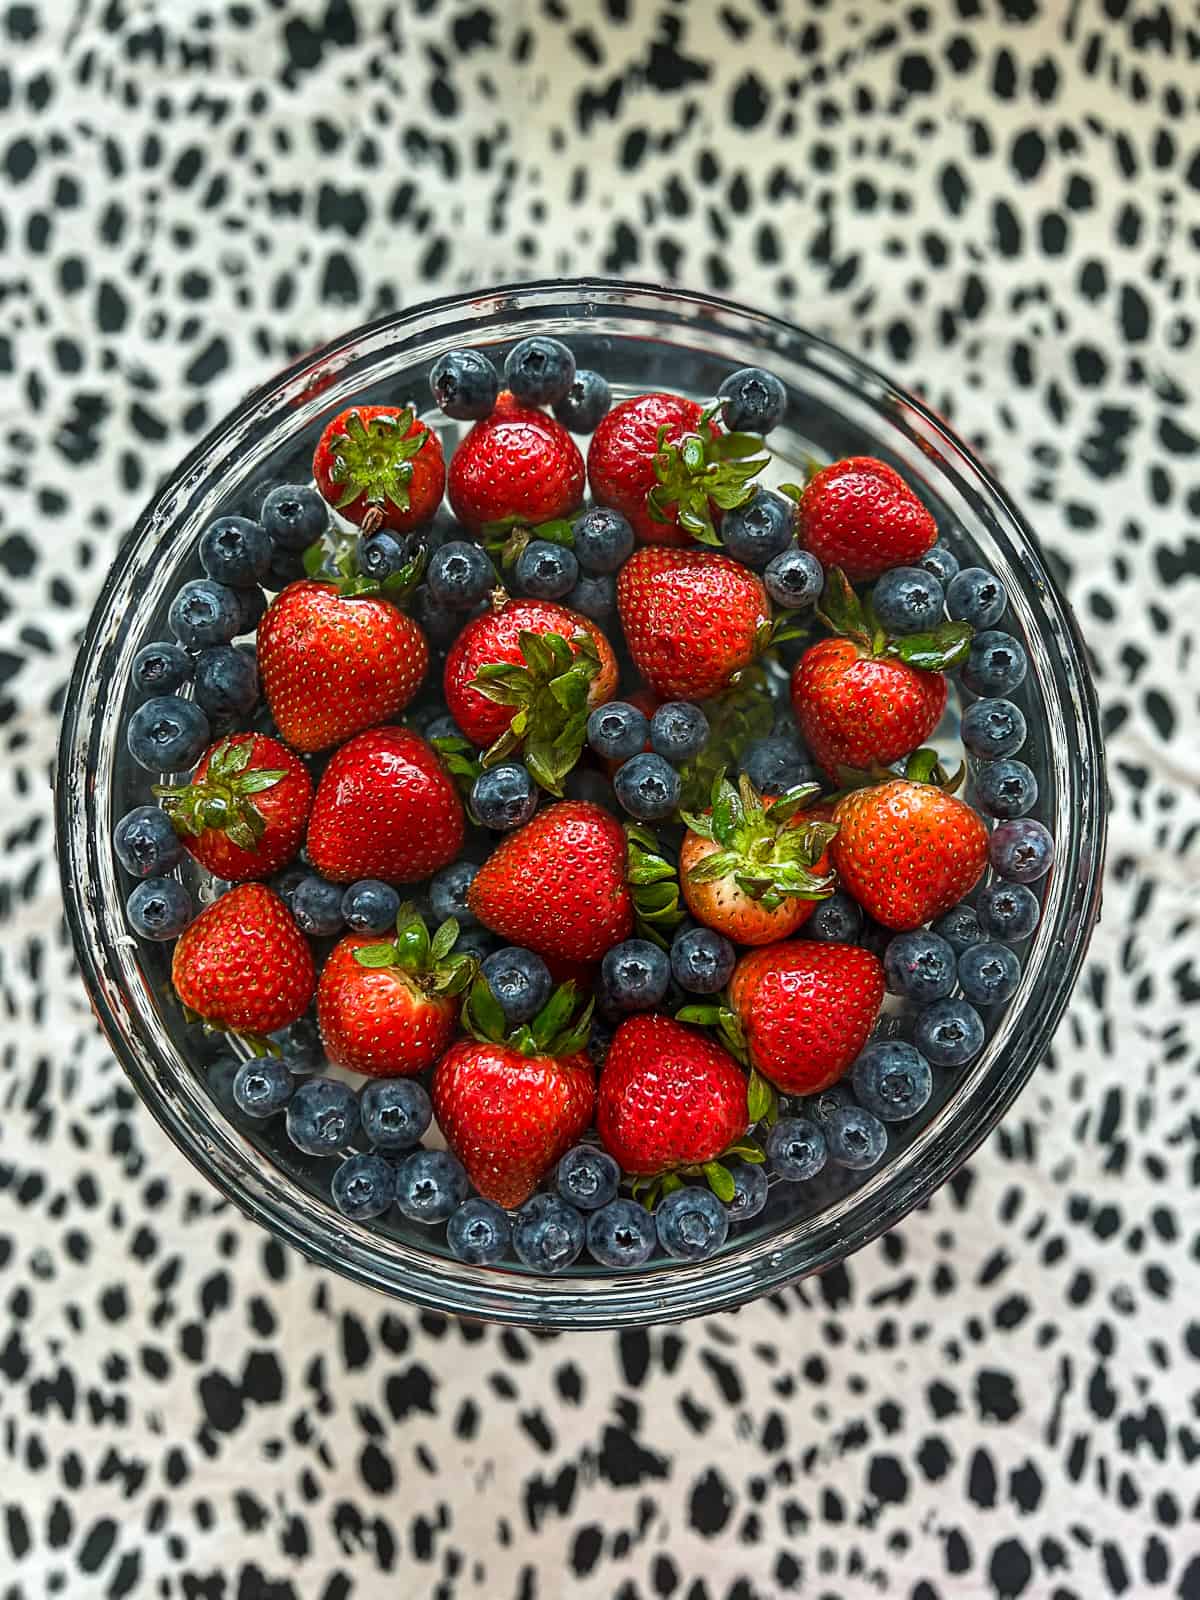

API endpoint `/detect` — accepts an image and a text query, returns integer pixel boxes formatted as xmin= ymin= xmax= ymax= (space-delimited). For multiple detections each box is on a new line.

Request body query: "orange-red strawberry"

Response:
xmin=433 ymin=977 xmax=595 ymax=1209
xmin=617 ymin=546 xmax=769 ymax=702
xmin=727 ymin=941 xmax=884 ymax=1096
xmin=831 ymin=777 xmax=989 ymax=931
xmin=792 ymin=636 xmax=948 ymax=777
xmin=318 ymin=905 xmax=475 ymax=1078
xmin=154 ymin=733 xmax=312 ymax=883
xmin=312 ymin=404 xmax=445 ymax=534
xmin=448 ymin=391 xmax=584 ymax=535
xmin=797 ymin=455 xmax=937 ymax=581
xmin=306 ymin=727 xmax=465 ymax=884
xmin=172 ymin=884 xmax=315 ymax=1038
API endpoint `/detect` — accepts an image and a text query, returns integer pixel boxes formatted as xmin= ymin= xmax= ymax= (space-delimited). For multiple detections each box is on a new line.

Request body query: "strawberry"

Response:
xmin=433 ymin=977 xmax=595 ymax=1208
xmin=679 ymin=774 xmax=836 ymax=946
xmin=318 ymin=904 xmax=475 ymax=1078
xmin=587 ymin=393 xmax=768 ymax=546
xmin=312 ymin=404 xmax=445 ymax=534
xmin=306 ymin=727 xmax=465 ymax=884
xmin=797 ymin=455 xmax=937 ymax=581
xmin=727 ymin=941 xmax=885 ymax=1096
xmin=154 ymin=733 xmax=312 ymax=882
xmin=616 ymin=546 xmax=770 ymax=702
xmin=172 ymin=883 xmax=315 ymax=1039
xmin=447 ymin=391 xmax=584 ymax=535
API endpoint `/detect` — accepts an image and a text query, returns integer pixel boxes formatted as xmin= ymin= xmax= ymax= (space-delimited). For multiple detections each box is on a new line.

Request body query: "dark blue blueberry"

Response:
xmin=429 ymin=348 xmax=500 ymax=420
xmin=851 ymin=1041 xmax=933 ymax=1122
xmin=193 ymin=645 xmax=259 ymax=720
xmin=359 ymin=1078 xmax=432 ymax=1151
xmin=424 ymin=712 xmax=466 ymax=744
xmin=650 ymin=701 xmax=710 ymax=764
xmin=357 ymin=529 xmax=412 ymax=583
xmin=805 ymin=891 xmax=864 ymax=944
xmin=914 ymin=998 xmax=986 ymax=1067
xmin=504 ymin=336 xmax=575 ymax=407
xmin=586 ymin=1199 xmax=657 ymax=1269
xmin=236 ymin=586 xmax=268 ymax=635
xmin=263 ymin=545 xmax=308 ymax=592
xmin=428 ymin=540 xmax=496 ymax=611
xmin=564 ymin=765 xmax=618 ymax=811
xmin=429 ymin=861 xmax=480 ymax=927
xmin=963 ymin=630 xmax=1028 ymax=697
xmin=411 ymin=585 xmax=464 ymax=647
xmin=271 ymin=863 xmax=308 ymax=913
xmin=556 ymin=1145 xmax=620 ymax=1211
xmin=765 ymin=1117 xmax=827 ymax=1181
xmin=719 ymin=489 xmax=793 ymax=569
xmin=600 ymin=939 xmax=671 ymax=1013
xmin=763 ymin=546 xmax=823 ymax=609
xmin=331 ymin=1153 xmax=396 ymax=1220
xmin=126 ymin=877 xmax=192 ymax=940
xmin=270 ymin=1016 xmax=323 ymax=1074
xmin=513 ymin=538 xmax=578 ymax=600
xmin=232 ymin=1057 xmax=294 ymax=1119
xmin=975 ymin=758 xmax=1038 ymax=819
xmin=342 ymin=879 xmax=401 ymax=934
xmin=481 ymin=945 xmax=553 ymax=1025
xmin=959 ymin=941 xmax=1022 ymax=1006
xmin=199 ymin=515 xmax=272 ymax=589
xmin=961 ymin=697 xmax=1027 ymax=759
xmin=670 ymin=926 xmax=736 ymax=994
xmin=285 ymin=1076 xmax=360 ymax=1156
xmin=807 ymin=1082 xmax=855 ymax=1124
xmin=989 ymin=818 xmax=1055 ymax=882
xmin=726 ymin=1161 xmax=769 ymax=1222
xmin=512 ymin=1192 xmax=586 ymax=1272
xmin=613 ymin=752 xmax=682 ymax=822
xmin=976 ymin=881 xmax=1040 ymax=942
xmin=453 ymin=925 xmax=499 ymax=961
xmin=932 ymin=903 xmax=984 ymax=953
xmin=447 ymin=1198 xmax=512 ymax=1264
xmin=717 ymin=365 xmax=787 ymax=434
xmin=737 ymin=735 xmax=817 ymax=797
xmin=261 ymin=483 xmax=327 ymax=550
xmin=470 ymin=763 xmax=538 ymax=831
xmin=920 ymin=542 xmax=960 ymax=584
xmin=169 ymin=578 xmax=244 ymax=649
xmin=564 ymin=572 xmax=616 ymax=622
xmin=571 ymin=506 xmax=635 ymax=574
xmin=947 ymin=566 xmax=1007 ymax=628
xmin=113 ymin=805 xmax=183 ymax=878
xmin=883 ymin=930 xmax=958 ymax=1004
xmin=290 ymin=875 xmax=345 ymax=936
xmin=871 ymin=566 xmax=945 ymax=634
xmin=553 ymin=368 xmax=612 ymax=433
xmin=132 ymin=641 xmax=192 ymax=697
xmin=586 ymin=700 xmax=649 ymax=762
xmin=126 ymin=695 xmax=211 ymax=773
xmin=394 ymin=1149 xmax=469 ymax=1223
xmin=825 ymin=1104 xmax=888 ymax=1170
xmin=655 ymin=1186 xmax=729 ymax=1261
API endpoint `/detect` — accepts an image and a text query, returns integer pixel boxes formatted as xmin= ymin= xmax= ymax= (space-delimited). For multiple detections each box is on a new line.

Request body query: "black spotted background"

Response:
xmin=2 ymin=2 xmax=1199 ymax=1597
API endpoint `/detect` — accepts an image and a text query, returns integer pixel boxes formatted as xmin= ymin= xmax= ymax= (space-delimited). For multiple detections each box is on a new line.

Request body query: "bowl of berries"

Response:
xmin=57 ymin=280 xmax=1105 ymax=1327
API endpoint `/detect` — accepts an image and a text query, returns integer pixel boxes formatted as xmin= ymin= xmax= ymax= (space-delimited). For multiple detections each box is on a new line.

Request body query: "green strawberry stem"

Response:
xmin=326 ymin=407 xmax=432 ymax=525
xmin=625 ymin=824 xmax=684 ymax=948
xmin=680 ymin=772 xmax=836 ymax=911
xmin=154 ymin=737 xmax=287 ymax=853
xmin=353 ymin=903 xmax=476 ymax=997
xmin=470 ymin=627 xmax=601 ymax=796
xmin=904 ymin=746 xmax=967 ymax=794
xmin=816 ymin=567 xmax=973 ymax=672
xmin=646 ymin=410 xmax=770 ymax=546
xmin=483 ymin=517 xmax=577 ymax=569
xmin=460 ymin=974 xmax=593 ymax=1058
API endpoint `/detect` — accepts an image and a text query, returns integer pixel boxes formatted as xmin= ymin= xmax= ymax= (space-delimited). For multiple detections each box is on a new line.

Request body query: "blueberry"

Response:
xmin=126 ymin=877 xmax=192 ymax=939
xmin=504 ymin=336 xmax=575 ymax=407
xmin=428 ymin=540 xmax=496 ymax=611
xmin=513 ymin=539 xmax=578 ymax=600
xmin=482 ymin=945 xmax=553 ymax=1024
xmin=271 ymin=1016 xmax=323 ymax=1074
xmin=947 ymin=566 xmax=1007 ymax=628
xmin=328 ymin=1153 xmax=395 ymax=1220
xmin=613 ymin=752 xmax=682 ymax=821
xmin=600 ymin=939 xmax=671 ymax=1013
xmin=976 ymin=881 xmax=1040 ymax=942
xmin=553 ymin=368 xmax=612 ymax=433
xmin=806 ymin=891 xmax=864 ymax=944
xmin=807 ymin=1082 xmax=855 ymax=1123
xmin=913 ymin=998 xmax=986 ymax=1067
xmin=447 ymin=1197 xmax=512 ymax=1264
xmin=199 ymin=515 xmax=272 ymax=589
xmin=586 ymin=701 xmax=649 ymax=762
xmin=232 ymin=1057 xmax=294 ymax=1118
xmin=564 ymin=765 xmax=618 ymax=811
xmin=411 ymin=585 xmax=463 ymax=647
xmin=825 ymin=1104 xmax=888 ymax=1170
xmin=989 ymin=818 xmax=1055 ymax=883
xmin=290 ymin=875 xmax=345 ymax=936
xmin=586 ymin=1199 xmax=657 ymax=1269
xmin=571 ymin=506 xmax=635 ymax=574
xmin=851 ymin=1041 xmax=933 ymax=1122
xmin=650 ymin=701 xmax=710 ymax=764
xmin=920 ymin=542 xmax=960 ymax=584
xmin=512 ymin=1192 xmax=586 ymax=1272
xmin=871 ymin=566 xmax=945 ymax=634
xmin=655 ymin=1186 xmax=729 ymax=1262
xmin=261 ymin=483 xmax=328 ymax=551
xmin=342 ymin=879 xmax=401 ymax=934
xmin=236 ymin=586 xmax=268 ymax=635
xmin=959 ymin=941 xmax=1022 ymax=1006
xmin=357 ymin=529 xmax=412 ymax=583
xmin=359 ymin=1078 xmax=432 ymax=1151
xmin=737 ymin=735 xmax=817 ymax=797
xmin=429 ymin=347 xmax=500 ymax=420
xmin=765 ymin=1116 xmax=827 ymax=1181
xmin=193 ymin=645 xmax=259 ymax=720
xmin=883 ymin=930 xmax=958 ymax=1004
xmin=564 ymin=572 xmax=616 ymax=622
xmin=132 ymin=641 xmax=192 ymax=697
xmin=932 ymin=903 xmax=984 ymax=952
xmin=975 ymin=758 xmax=1038 ymax=820
xmin=429 ymin=861 xmax=480 ymax=927
xmin=271 ymin=863 xmax=308 ymax=913
xmin=670 ymin=926 xmax=736 ymax=994
xmin=286 ymin=1076 xmax=360 ymax=1156
xmin=169 ymin=578 xmax=244 ymax=649
xmin=471 ymin=763 xmax=538 ymax=830
xmin=556 ymin=1145 xmax=620 ymax=1210
xmin=963 ymin=630 xmax=1028 ymax=697
xmin=394 ymin=1149 xmax=469 ymax=1223
xmin=453 ymin=925 xmax=499 ymax=961
xmin=727 ymin=1161 xmax=769 ymax=1221
xmin=720 ymin=489 xmax=793 ymax=569
xmin=717 ymin=365 xmax=787 ymax=434
xmin=961 ymin=698 xmax=1027 ymax=759
xmin=263 ymin=545 xmax=309 ymax=593
xmin=763 ymin=546 xmax=823 ymax=609
xmin=126 ymin=695 xmax=211 ymax=773
xmin=113 ymin=805 xmax=183 ymax=878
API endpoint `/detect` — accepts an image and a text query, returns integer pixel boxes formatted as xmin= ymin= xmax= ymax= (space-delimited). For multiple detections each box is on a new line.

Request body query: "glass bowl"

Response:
xmin=56 ymin=279 xmax=1106 ymax=1329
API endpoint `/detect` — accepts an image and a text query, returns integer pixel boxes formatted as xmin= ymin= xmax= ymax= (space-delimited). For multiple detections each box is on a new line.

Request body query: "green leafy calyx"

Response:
xmin=460 ymin=975 xmax=594 ymax=1059
xmin=681 ymin=772 xmax=837 ymax=911
xmin=817 ymin=566 xmax=972 ymax=672
xmin=352 ymin=902 xmax=477 ymax=998
xmin=154 ymin=737 xmax=288 ymax=854
xmin=469 ymin=628 xmax=602 ymax=795
xmin=301 ymin=527 xmax=426 ymax=604
xmin=326 ymin=406 xmax=433 ymax=520
xmin=646 ymin=410 xmax=770 ymax=546
xmin=625 ymin=823 xmax=685 ymax=948
xmin=483 ymin=516 xmax=576 ymax=568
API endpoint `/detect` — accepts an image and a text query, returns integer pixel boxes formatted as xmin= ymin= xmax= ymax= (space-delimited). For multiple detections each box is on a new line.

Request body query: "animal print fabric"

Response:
xmin=1 ymin=2 xmax=1198 ymax=1597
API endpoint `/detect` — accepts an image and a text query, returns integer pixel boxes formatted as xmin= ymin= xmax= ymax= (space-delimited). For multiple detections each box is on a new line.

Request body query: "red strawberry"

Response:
xmin=433 ymin=977 xmax=595 ymax=1209
xmin=306 ymin=727 xmax=465 ymax=884
xmin=596 ymin=1014 xmax=748 ymax=1176
xmin=617 ymin=546 xmax=769 ymax=702
xmin=831 ymin=777 xmax=989 ymax=931
xmin=798 ymin=455 xmax=937 ymax=581
xmin=312 ymin=404 xmax=445 ymax=534
xmin=727 ymin=941 xmax=884 ymax=1096
xmin=317 ymin=905 xmax=475 ymax=1078
xmin=154 ymin=733 xmax=311 ymax=882
xmin=172 ymin=884 xmax=315 ymax=1038
xmin=258 ymin=580 xmax=429 ymax=754
xmin=792 ymin=636 xmax=947 ymax=777
xmin=448 ymin=391 xmax=584 ymax=535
